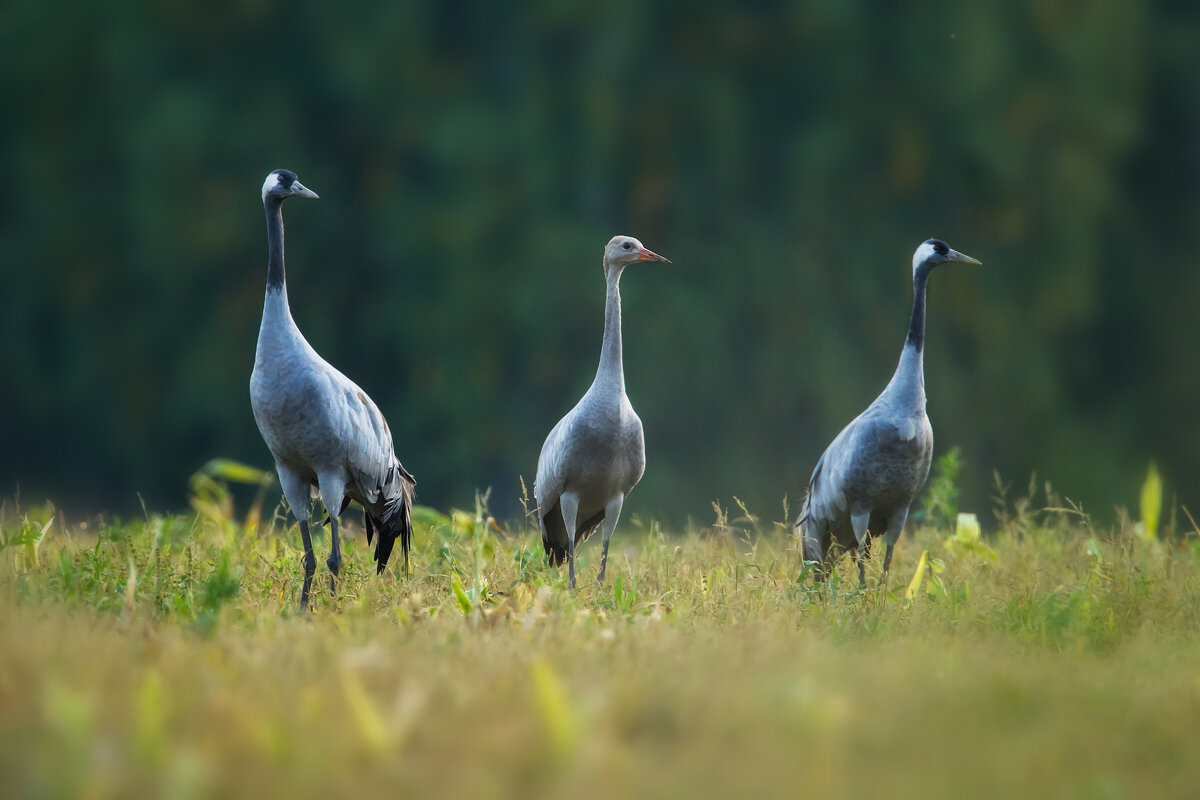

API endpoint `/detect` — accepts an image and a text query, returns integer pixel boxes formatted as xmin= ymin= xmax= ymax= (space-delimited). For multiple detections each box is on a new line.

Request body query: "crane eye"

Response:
xmin=622 ymin=242 xmax=632 ymax=250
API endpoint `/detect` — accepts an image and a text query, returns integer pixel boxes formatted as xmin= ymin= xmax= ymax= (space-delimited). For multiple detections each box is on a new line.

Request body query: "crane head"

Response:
xmin=604 ymin=235 xmax=671 ymax=269
xmin=262 ymin=169 xmax=319 ymax=203
xmin=912 ymin=238 xmax=981 ymax=277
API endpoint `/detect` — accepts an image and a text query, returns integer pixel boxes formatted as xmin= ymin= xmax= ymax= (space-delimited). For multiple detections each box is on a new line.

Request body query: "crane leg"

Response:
xmin=596 ymin=494 xmax=624 ymax=584
xmin=278 ymin=468 xmax=316 ymax=610
xmin=851 ymin=537 xmax=874 ymax=588
xmin=298 ymin=520 xmax=317 ymax=609
xmin=327 ymin=514 xmax=342 ymax=597
xmin=850 ymin=509 xmax=871 ymax=587
xmin=882 ymin=508 xmax=909 ymax=580
xmin=316 ymin=477 xmax=347 ymax=601
xmin=559 ymin=492 xmax=580 ymax=590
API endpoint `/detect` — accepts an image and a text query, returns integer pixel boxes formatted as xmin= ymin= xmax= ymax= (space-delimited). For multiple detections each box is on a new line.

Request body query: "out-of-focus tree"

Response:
xmin=0 ymin=0 xmax=1196 ymax=522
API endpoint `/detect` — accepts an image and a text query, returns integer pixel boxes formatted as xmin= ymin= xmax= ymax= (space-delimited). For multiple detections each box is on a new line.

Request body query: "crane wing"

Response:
xmin=797 ymin=404 xmax=888 ymax=531
xmin=312 ymin=364 xmax=407 ymax=508
xmin=534 ymin=411 xmax=573 ymax=510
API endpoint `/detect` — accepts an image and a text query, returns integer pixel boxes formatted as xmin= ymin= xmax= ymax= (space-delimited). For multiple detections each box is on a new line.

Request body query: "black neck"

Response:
xmin=905 ymin=265 xmax=931 ymax=351
xmin=265 ymin=197 xmax=285 ymax=292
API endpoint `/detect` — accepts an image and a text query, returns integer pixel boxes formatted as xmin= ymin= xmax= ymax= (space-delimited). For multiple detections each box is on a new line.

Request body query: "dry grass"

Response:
xmin=1 ymin=484 xmax=1198 ymax=799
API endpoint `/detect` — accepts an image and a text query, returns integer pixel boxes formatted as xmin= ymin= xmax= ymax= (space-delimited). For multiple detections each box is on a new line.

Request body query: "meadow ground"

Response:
xmin=1 ymin=471 xmax=1197 ymax=800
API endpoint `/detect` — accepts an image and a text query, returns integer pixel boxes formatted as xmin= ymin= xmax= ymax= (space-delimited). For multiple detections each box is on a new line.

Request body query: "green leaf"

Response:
xmin=943 ymin=512 xmax=996 ymax=561
xmin=1139 ymin=462 xmax=1162 ymax=540
xmin=954 ymin=513 xmax=981 ymax=544
xmin=196 ymin=458 xmax=274 ymax=486
xmin=451 ymin=572 xmax=473 ymax=614
xmin=905 ymin=550 xmax=928 ymax=602
xmin=23 ymin=516 xmax=54 ymax=570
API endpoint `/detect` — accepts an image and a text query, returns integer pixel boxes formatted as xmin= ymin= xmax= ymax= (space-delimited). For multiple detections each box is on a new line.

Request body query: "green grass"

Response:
xmin=1 ymin=479 xmax=1198 ymax=799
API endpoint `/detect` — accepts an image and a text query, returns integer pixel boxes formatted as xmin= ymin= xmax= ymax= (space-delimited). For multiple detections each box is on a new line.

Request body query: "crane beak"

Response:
xmin=636 ymin=246 xmax=671 ymax=264
xmin=948 ymin=248 xmax=981 ymax=266
xmin=292 ymin=181 xmax=319 ymax=199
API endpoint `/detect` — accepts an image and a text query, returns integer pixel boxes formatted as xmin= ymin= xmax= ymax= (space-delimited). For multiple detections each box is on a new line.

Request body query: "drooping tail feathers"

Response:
xmin=366 ymin=465 xmax=416 ymax=575
xmin=794 ymin=494 xmax=823 ymax=564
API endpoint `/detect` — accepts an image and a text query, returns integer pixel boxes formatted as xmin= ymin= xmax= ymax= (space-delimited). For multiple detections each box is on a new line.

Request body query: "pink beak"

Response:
xmin=636 ymin=246 xmax=671 ymax=263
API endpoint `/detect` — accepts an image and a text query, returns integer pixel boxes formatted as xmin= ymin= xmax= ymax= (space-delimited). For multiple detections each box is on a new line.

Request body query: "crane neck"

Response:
xmin=886 ymin=341 xmax=926 ymax=410
xmin=264 ymin=197 xmax=286 ymax=293
xmin=886 ymin=266 xmax=931 ymax=409
xmin=905 ymin=265 xmax=931 ymax=351
xmin=594 ymin=266 xmax=626 ymax=393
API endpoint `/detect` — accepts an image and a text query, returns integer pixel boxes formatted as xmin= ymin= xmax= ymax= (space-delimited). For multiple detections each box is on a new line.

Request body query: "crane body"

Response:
xmin=250 ymin=169 xmax=415 ymax=608
xmin=795 ymin=239 xmax=980 ymax=585
xmin=535 ymin=235 xmax=669 ymax=588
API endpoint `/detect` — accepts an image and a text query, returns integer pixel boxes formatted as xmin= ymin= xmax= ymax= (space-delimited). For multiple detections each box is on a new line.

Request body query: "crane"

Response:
xmin=794 ymin=238 xmax=981 ymax=585
xmin=249 ymin=169 xmax=416 ymax=608
xmin=535 ymin=235 xmax=670 ymax=589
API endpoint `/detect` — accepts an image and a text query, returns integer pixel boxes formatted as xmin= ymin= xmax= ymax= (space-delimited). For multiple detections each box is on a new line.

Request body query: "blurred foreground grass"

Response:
xmin=1 ymin=478 xmax=1198 ymax=799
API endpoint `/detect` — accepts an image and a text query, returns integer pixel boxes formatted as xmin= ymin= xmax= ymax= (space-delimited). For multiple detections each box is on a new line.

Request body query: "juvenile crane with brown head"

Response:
xmin=535 ymin=235 xmax=670 ymax=589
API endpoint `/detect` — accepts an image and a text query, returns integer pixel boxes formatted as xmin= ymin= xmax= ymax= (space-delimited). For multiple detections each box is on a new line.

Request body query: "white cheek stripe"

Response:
xmin=261 ymin=172 xmax=281 ymax=201
xmin=912 ymin=241 xmax=937 ymax=275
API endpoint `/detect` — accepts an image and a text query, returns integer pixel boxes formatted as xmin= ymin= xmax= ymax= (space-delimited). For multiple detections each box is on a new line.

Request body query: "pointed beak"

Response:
xmin=948 ymin=248 xmax=981 ymax=265
xmin=292 ymin=180 xmax=319 ymax=199
xmin=636 ymin=246 xmax=671 ymax=263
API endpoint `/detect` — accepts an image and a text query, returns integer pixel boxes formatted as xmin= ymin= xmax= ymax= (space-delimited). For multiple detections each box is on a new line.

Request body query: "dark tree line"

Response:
xmin=1 ymin=1 xmax=1197 ymax=523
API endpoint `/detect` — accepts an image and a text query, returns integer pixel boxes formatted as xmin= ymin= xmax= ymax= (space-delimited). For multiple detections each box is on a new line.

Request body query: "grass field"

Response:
xmin=1 ymin=467 xmax=1198 ymax=799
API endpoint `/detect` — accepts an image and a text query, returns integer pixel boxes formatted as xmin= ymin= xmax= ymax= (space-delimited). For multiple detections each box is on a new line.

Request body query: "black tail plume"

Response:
xmin=368 ymin=475 xmax=415 ymax=576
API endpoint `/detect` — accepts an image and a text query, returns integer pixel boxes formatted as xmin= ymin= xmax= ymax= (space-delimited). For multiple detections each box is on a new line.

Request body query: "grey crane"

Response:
xmin=249 ymin=169 xmax=416 ymax=608
xmin=535 ymin=235 xmax=670 ymax=589
xmin=794 ymin=238 xmax=981 ymax=585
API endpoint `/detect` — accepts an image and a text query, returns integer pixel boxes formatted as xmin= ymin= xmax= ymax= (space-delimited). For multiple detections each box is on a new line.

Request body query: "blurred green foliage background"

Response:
xmin=1 ymin=1 xmax=1196 ymax=523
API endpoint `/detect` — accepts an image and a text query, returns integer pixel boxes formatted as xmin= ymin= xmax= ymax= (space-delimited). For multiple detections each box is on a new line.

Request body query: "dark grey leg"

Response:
xmin=567 ymin=536 xmax=576 ymax=590
xmin=299 ymin=519 xmax=317 ymax=609
xmin=596 ymin=495 xmax=624 ymax=584
xmin=882 ymin=508 xmax=908 ymax=581
xmin=849 ymin=508 xmax=874 ymax=589
xmin=560 ymin=493 xmax=580 ymax=591
xmin=327 ymin=515 xmax=342 ymax=596
xmin=859 ymin=535 xmax=874 ymax=587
